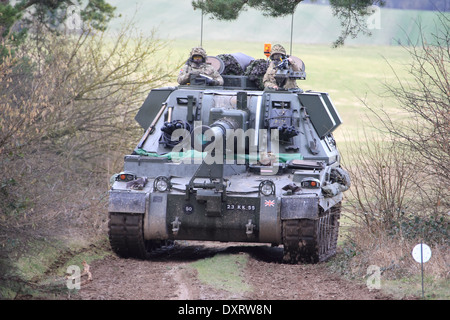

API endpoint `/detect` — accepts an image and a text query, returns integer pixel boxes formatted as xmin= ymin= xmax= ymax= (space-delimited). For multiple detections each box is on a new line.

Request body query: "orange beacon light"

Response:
xmin=264 ymin=43 xmax=271 ymax=58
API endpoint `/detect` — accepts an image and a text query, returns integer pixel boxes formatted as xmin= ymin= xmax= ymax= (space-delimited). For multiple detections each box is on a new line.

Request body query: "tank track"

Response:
xmin=282 ymin=202 xmax=341 ymax=264
xmin=108 ymin=212 xmax=172 ymax=259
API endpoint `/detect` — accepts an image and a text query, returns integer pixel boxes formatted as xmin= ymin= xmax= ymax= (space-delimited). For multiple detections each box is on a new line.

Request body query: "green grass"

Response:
xmin=189 ymin=253 xmax=252 ymax=294
xmin=13 ymin=237 xmax=110 ymax=281
xmin=382 ymin=276 xmax=450 ymax=300
xmin=14 ymin=239 xmax=67 ymax=281
xmin=0 ymin=235 xmax=111 ymax=299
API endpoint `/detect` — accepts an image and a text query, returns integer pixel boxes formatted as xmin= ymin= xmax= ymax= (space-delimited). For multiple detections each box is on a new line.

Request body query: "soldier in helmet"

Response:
xmin=178 ymin=47 xmax=224 ymax=86
xmin=263 ymin=44 xmax=301 ymax=90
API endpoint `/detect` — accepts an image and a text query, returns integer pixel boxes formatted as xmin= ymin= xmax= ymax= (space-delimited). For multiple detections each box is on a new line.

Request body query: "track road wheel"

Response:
xmin=108 ymin=212 xmax=171 ymax=259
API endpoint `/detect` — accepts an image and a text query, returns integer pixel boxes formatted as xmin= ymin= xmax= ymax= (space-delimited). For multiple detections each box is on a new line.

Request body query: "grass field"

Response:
xmin=109 ymin=1 xmax=443 ymax=46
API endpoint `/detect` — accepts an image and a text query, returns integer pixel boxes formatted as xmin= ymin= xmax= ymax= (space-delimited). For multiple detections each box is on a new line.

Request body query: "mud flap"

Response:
xmin=280 ymin=197 xmax=319 ymax=220
xmin=259 ymin=195 xmax=281 ymax=244
xmin=108 ymin=191 xmax=147 ymax=214
xmin=144 ymin=193 xmax=169 ymax=240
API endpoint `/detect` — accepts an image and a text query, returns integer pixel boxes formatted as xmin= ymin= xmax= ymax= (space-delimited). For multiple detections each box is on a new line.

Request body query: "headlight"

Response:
xmin=259 ymin=180 xmax=275 ymax=196
xmin=301 ymin=178 xmax=321 ymax=188
xmin=115 ymin=171 xmax=137 ymax=182
xmin=153 ymin=176 xmax=171 ymax=192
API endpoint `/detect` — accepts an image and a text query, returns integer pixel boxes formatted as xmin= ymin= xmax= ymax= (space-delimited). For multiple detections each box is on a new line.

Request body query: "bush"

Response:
xmin=0 ymin=20 xmax=180 ymax=226
xmin=343 ymin=12 xmax=449 ymax=245
xmin=389 ymin=214 xmax=448 ymax=244
xmin=343 ymin=133 xmax=448 ymax=244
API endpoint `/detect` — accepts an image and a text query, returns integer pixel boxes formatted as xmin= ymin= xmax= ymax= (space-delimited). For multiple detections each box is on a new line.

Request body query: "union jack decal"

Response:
xmin=264 ymin=200 xmax=275 ymax=207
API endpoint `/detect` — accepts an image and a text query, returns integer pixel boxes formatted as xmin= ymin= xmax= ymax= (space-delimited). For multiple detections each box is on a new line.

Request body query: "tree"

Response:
xmin=370 ymin=12 xmax=449 ymax=188
xmin=0 ymin=1 xmax=180 ymax=222
xmin=0 ymin=0 xmax=116 ymax=58
xmin=0 ymin=22 xmax=177 ymax=163
xmin=192 ymin=0 xmax=302 ymax=20
xmin=329 ymin=0 xmax=385 ymax=47
xmin=0 ymin=20 xmax=180 ymax=226
xmin=191 ymin=0 xmax=385 ymax=47
xmin=344 ymin=12 xmax=449 ymax=242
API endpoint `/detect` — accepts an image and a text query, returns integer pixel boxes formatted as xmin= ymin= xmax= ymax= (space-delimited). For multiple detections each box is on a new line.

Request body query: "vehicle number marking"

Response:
xmin=226 ymin=204 xmax=256 ymax=211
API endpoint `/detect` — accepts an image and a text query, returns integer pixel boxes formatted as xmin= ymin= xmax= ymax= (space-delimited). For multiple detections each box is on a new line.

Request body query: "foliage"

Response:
xmin=193 ymin=0 xmax=302 ymax=20
xmin=329 ymin=0 xmax=385 ymax=47
xmin=191 ymin=0 xmax=386 ymax=46
xmin=343 ymin=11 xmax=449 ymax=245
xmin=0 ymin=0 xmax=116 ymax=62
xmin=0 ymin=17 xmax=180 ymax=222
xmin=80 ymin=0 xmax=116 ymax=31
xmin=344 ymin=131 xmax=448 ymax=245
xmin=368 ymin=13 xmax=450 ymax=186
xmin=4 ymin=0 xmax=116 ymax=32
xmin=389 ymin=214 xmax=448 ymax=244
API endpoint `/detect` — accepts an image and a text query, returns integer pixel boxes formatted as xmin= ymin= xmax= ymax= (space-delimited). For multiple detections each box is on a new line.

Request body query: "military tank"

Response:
xmin=108 ymin=47 xmax=350 ymax=263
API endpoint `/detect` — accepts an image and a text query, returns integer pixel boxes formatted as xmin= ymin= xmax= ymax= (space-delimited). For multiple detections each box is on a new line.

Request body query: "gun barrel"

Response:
xmin=190 ymin=117 xmax=242 ymax=153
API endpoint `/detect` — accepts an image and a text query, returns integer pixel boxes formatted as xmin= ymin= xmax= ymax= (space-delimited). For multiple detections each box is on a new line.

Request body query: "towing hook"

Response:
xmin=246 ymin=219 xmax=255 ymax=237
xmin=171 ymin=217 xmax=181 ymax=235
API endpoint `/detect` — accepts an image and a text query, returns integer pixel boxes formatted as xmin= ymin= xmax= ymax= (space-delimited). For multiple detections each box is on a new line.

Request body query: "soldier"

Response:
xmin=263 ymin=44 xmax=301 ymax=90
xmin=178 ymin=47 xmax=224 ymax=86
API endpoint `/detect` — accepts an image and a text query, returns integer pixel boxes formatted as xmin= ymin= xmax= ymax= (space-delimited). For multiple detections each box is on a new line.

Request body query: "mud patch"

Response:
xmin=70 ymin=241 xmax=393 ymax=300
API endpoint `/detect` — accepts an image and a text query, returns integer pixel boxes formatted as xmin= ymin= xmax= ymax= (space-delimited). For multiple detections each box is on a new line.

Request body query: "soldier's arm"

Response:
xmin=212 ymin=69 xmax=224 ymax=86
xmin=177 ymin=65 xmax=191 ymax=85
xmin=288 ymin=58 xmax=301 ymax=71
xmin=263 ymin=67 xmax=278 ymax=89
xmin=204 ymin=66 xmax=223 ymax=86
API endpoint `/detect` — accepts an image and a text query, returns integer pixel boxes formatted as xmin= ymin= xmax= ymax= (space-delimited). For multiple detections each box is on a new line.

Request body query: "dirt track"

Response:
xmin=76 ymin=241 xmax=391 ymax=300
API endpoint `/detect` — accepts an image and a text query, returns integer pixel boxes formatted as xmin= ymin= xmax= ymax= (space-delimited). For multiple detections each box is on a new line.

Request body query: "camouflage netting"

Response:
xmin=244 ymin=59 xmax=269 ymax=90
xmin=217 ymin=54 xmax=244 ymax=75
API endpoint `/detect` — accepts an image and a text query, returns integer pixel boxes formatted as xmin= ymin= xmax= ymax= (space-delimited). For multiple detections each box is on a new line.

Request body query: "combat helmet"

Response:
xmin=190 ymin=47 xmax=207 ymax=63
xmin=270 ymin=44 xmax=287 ymax=59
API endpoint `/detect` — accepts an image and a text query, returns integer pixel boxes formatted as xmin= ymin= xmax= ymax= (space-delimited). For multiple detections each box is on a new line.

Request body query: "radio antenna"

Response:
xmin=290 ymin=10 xmax=295 ymax=56
xmin=200 ymin=9 xmax=204 ymax=47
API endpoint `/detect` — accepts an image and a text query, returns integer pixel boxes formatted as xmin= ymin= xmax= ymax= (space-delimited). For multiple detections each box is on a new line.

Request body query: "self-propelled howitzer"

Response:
xmin=108 ymin=52 xmax=350 ymax=263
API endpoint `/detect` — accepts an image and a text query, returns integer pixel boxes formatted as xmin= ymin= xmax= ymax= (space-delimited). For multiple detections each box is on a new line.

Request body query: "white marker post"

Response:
xmin=411 ymin=242 xmax=432 ymax=299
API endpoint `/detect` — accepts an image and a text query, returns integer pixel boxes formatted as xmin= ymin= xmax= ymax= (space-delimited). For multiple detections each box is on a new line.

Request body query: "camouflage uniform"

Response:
xmin=263 ymin=44 xmax=301 ymax=90
xmin=177 ymin=47 xmax=224 ymax=86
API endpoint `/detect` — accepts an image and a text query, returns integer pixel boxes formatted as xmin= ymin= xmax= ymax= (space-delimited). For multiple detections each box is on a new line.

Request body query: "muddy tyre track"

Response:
xmin=77 ymin=242 xmax=390 ymax=300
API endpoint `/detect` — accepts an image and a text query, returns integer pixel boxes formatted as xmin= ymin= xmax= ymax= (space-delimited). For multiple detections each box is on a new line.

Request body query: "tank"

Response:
xmin=108 ymin=50 xmax=350 ymax=263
